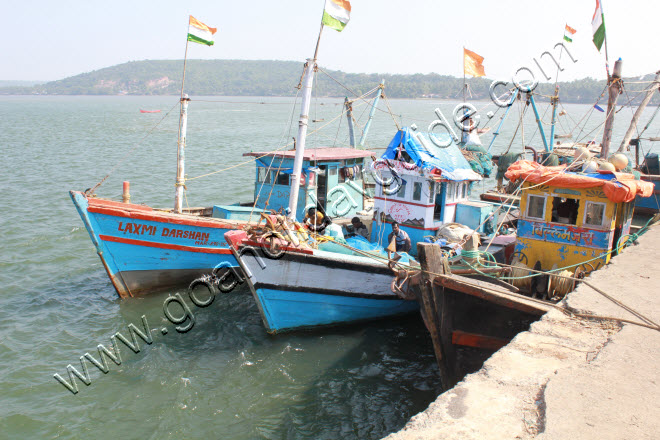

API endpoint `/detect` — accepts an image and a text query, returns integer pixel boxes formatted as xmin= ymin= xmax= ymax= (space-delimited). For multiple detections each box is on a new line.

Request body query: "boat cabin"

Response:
xmin=370 ymin=128 xmax=484 ymax=252
xmin=506 ymin=160 xmax=653 ymax=274
xmin=243 ymin=147 xmax=374 ymax=220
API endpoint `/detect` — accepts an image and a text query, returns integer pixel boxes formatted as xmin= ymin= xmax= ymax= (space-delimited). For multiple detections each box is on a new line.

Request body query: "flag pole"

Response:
xmin=175 ymin=17 xmax=192 ymax=213
xmin=180 ymin=38 xmax=190 ymax=98
xmin=602 ymin=4 xmax=610 ymax=78
xmin=288 ymin=20 xmax=325 ymax=220
xmin=462 ymin=46 xmax=466 ymax=103
xmin=313 ymin=23 xmax=325 ymax=62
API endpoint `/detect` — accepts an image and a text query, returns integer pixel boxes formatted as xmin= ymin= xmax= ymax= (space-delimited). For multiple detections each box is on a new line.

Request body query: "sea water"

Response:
xmin=1 ymin=95 xmax=658 ymax=439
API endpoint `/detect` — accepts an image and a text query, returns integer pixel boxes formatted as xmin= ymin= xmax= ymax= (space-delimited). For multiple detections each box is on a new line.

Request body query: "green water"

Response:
xmin=1 ymin=95 xmax=658 ymax=439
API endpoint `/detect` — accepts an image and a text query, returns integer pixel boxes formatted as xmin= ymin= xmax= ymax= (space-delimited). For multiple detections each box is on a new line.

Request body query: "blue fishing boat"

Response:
xmin=70 ymin=144 xmax=375 ymax=298
xmin=226 ymin=123 xmax=512 ymax=333
xmin=70 ymin=3 xmax=386 ymax=298
xmin=225 ymin=228 xmax=419 ymax=333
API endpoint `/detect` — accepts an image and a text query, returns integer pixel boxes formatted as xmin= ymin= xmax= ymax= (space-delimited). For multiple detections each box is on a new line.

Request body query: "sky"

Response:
xmin=2 ymin=0 xmax=658 ymax=82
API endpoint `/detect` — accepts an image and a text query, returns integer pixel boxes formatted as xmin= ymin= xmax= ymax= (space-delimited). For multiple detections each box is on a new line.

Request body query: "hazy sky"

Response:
xmin=3 ymin=0 xmax=658 ymax=82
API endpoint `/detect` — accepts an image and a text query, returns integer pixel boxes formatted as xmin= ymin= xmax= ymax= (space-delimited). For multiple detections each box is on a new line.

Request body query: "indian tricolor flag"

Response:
xmin=564 ymin=24 xmax=576 ymax=43
xmin=188 ymin=16 xmax=217 ymax=46
xmin=591 ymin=0 xmax=606 ymax=51
xmin=322 ymin=0 xmax=351 ymax=32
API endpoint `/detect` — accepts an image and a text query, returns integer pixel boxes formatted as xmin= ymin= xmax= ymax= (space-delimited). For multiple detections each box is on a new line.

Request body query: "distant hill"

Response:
xmin=0 ymin=80 xmax=45 ymax=87
xmin=1 ymin=59 xmax=657 ymax=106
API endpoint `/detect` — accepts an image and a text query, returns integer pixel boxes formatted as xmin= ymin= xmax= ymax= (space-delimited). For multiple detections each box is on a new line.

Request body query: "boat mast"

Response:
xmin=174 ymin=94 xmax=189 ymax=213
xmin=358 ymin=80 xmax=384 ymax=148
xmin=175 ymin=27 xmax=192 ymax=214
xmin=618 ymin=70 xmax=660 ymax=153
xmin=548 ymin=86 xmax=559 ymax=150
xmin=600 ymin=58 xmax=623 ymax=159
xmin=288 ymin=24 xmax=324 ymax=220
xmin=344 ymin=97 xmax=356 ymax=147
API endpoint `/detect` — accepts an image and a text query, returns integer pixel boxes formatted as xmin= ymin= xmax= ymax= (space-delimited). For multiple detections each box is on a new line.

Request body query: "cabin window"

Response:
xmin=526 ymin=195 xmax=546 ymax=220
xmin=258 ymin=167 xmax=271 ymax=184
xmin=584 ymin=201 xmax=606 ymax=227
xmin=413 ymin=182 xmax=422 ymax=201
xmin=428 ymin=181 xmax=435 ymax=203
xmin=329 ymin=168 xmax=337 ymax=177
xmin=275 ymin=172 xmax=289 ymax=186
xmin=551 ymin=197 xmax=580 ymax=225
xmin=396 ymin=180 xmax=407 ymax=198
xmin=461 ymin=182 xmax=467 ymax=199
xmin=445 ymin=183 xmax=454 ymax=202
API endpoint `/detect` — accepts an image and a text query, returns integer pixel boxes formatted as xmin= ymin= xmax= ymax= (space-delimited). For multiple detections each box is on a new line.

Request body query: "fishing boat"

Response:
xmin=225 ymin=226 xmax=419 ymax=333
xmin=392 ymin=158 xmax=654 ymax=385
xmin=368 ymin=127 xmax=486 ymax=253
xmin=71 ymin=8 xmax=381 ymax=298
xmin=504 ymin=159 xmax=653 ymax=297
xmin=70 ymin=144 xmax=375 ymax=298
xmin=139 ymin=109 xmax=161 ymax=113
xmin=226 ymin=121 xmax=515 ymax=333
xmin=224 ymin=124 xmax=494 ymax=333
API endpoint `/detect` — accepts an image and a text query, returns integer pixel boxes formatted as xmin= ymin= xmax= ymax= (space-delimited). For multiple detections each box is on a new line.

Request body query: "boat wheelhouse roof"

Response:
xmin=244 ymin=147 xmax=374 ymax=162
xmin=505 ymin=160 xmax=654 ymax=203
xmin=382 ymin=127 xmax=482 ymax=182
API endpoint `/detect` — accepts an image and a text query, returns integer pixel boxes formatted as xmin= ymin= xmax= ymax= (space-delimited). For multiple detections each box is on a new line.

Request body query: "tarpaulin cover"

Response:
xmin=382 ymin=128 xmax=482 ymax=181
xmin=505 ymin=160 xmax=654 ymax=203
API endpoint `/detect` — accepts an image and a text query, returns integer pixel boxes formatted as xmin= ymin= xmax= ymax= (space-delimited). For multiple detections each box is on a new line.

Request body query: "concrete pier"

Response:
xmin=386 ymin=224 xmax=660 ymax=440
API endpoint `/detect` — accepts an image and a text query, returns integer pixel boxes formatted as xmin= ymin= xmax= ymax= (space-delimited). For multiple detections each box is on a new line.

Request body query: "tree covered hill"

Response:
xmin=1 ymin=59 xmax=657 ymax=105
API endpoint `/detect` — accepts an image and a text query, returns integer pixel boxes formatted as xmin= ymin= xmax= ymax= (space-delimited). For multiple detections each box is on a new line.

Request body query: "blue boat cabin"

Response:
xmin=243 ymin=147 xmax=375 ymax=220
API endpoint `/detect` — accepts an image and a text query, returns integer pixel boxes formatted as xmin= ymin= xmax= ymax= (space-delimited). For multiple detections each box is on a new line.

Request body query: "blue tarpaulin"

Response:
xmin=382 ymin=128 xmax=482 ymax=181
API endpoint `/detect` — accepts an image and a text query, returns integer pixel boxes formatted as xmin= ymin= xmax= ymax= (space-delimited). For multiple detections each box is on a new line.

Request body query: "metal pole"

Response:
xmin=548 ymin=87 xmax=559 ymax=151
xmin=345 ymin=97 xmax=356 ymax=148
xmin=487 ymin=89 xmax=518 ymax=153
xmin=288 ymin=60 xmax=316 ymax=220
xmin=174 ymin=95 xmax=189 ymax=213
xmin=174 ymin=19 xmax=191 ymax=213
xmin=358 ymin=81 xmax=384 ymax=148
xmin=528 ymin=94 xmax=550 ymax=152
xmin=289 ymin=21 xmax=325 ymax=220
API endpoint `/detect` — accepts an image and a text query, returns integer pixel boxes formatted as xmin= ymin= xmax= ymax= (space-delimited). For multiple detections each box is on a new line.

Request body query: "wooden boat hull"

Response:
xmin=70 ymin=191 xmax=241 ymax=298
xmin=227 ymin=233 xmax=419 ymax=333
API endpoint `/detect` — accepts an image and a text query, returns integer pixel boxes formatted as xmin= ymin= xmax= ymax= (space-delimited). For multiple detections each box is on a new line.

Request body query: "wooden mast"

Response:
xmin=600 ymin=58 xmax=623 ymax=159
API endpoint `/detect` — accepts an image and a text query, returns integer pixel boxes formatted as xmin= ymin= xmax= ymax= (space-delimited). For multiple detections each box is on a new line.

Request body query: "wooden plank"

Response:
xmin=436 ymin=284 xmax=457 ymax=387
xmin=417 ymin=242 xmax=454 ymax=388
xmin=436 ymin=274 xmax=552 ymax=315
xmin=452 ymin=330 xmax=510 ymax=350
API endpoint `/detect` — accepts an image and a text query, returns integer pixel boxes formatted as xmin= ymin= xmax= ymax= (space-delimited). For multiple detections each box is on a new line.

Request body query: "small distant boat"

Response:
xmin=140 ymin=109 xmax=161 ymax=113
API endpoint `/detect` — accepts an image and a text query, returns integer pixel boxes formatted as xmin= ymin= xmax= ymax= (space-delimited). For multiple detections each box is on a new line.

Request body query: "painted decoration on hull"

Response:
xmin=517 ymin=220 xmax=611 ymax=250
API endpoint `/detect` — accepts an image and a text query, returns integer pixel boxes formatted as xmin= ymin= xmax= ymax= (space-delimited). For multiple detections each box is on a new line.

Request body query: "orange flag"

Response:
xmin=464 ymin=48 xmax=486 ymax=78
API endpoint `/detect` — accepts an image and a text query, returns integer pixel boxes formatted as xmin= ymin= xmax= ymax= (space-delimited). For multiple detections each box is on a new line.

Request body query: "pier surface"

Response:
xmin=386 ymin=225 xmax=660 ymax=440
